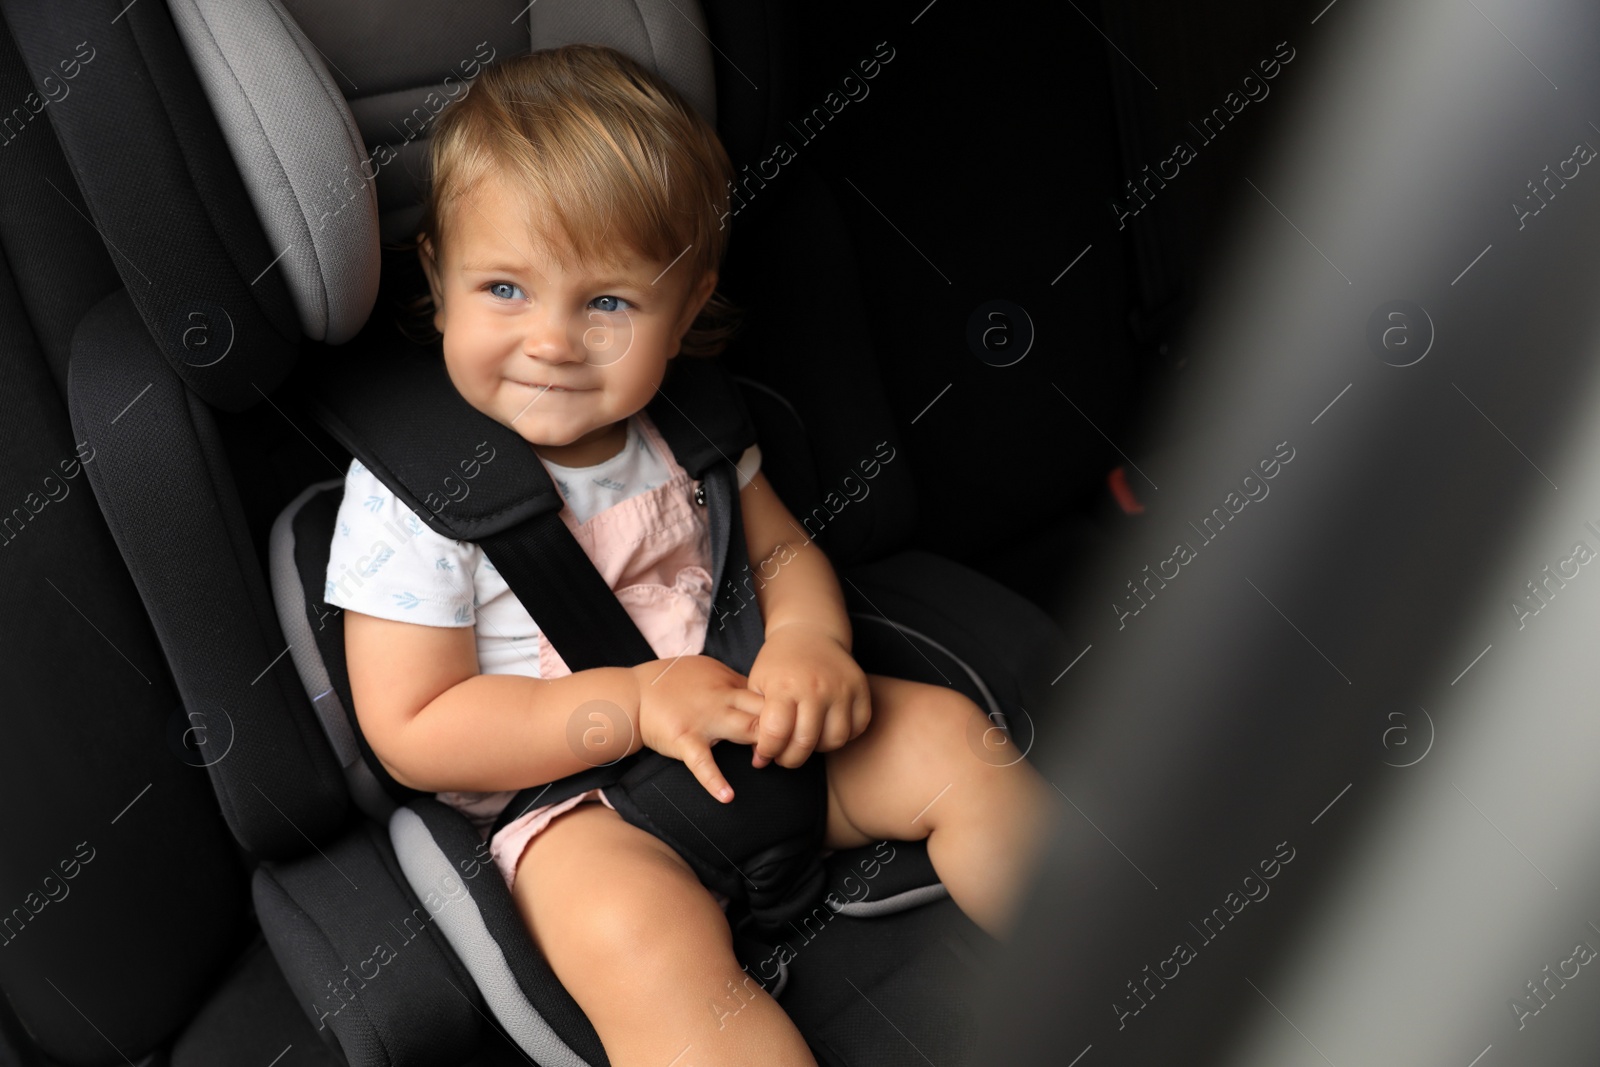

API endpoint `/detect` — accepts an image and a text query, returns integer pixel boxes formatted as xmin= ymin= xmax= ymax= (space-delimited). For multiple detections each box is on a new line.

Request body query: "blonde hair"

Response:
xmin=407 ymin=43 xmax=740 ymax=357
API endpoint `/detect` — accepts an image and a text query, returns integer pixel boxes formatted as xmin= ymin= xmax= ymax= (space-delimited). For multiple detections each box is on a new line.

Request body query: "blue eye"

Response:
xmin=488 ymin=282 xmax=525 ymax=301
xmin=590 ymin=295 xmax=631 ymax=313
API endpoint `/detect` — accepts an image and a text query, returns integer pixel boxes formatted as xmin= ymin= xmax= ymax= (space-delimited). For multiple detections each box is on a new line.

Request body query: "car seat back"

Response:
xmin=0 ymin=4 xmax=294 ymax=1063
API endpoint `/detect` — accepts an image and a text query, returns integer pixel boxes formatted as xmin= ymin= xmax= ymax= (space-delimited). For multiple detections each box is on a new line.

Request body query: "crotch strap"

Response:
xmin=605 ymin=747 xmax=828 ymax=936
xmin=490 ymin=744 xmax=828 ymax=938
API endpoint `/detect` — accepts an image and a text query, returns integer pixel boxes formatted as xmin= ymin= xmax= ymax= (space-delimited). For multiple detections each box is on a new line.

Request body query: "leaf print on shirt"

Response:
xmin=555 ymin=476 xmax=572 ymax=498
xmin=352 ymin=460 xmax=366 ymax=475
xmin=360 ymin=546 xmax=395 ymax=576
xmin=406 ymin=515 xmax=423 ymax=536
xmin=635 ymin=423 xmax=654 ymax=458
xmin=454 ymin=604 xmax=471 ymax=625
xmin=324 ymin=580 xmax=337 ymax=601
xmin=363 ymin=494 xmax=386 ymax=513
xmin=593 ymin=476 xmax=627 ymax=491
xmin=394 ymin=592 xmax=422 ymax=610
xmin=338 ymin=521 xmax=350 ymax=537
xmin=436 ymin=557 xmax=455 ymax=572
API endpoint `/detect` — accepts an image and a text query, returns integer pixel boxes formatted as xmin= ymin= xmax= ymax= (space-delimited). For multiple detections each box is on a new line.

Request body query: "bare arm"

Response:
xmin=736 ymin=468 xmax=872 ymax=767
xmin=343 ymin=609 xmax=644 ymax=793
xmin=739 ymin=468 xmax=852 ymax=648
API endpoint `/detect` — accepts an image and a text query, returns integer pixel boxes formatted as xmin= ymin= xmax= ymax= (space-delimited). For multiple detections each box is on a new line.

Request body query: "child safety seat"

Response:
xmin=305 ymin=321 xmax=836 ymax=941
xmin=9 ymin=0 xmax=1069 ymax=1062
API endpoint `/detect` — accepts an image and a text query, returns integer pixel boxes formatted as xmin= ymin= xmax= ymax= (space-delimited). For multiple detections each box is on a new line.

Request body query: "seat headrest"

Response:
xmin=166 ymin=0 xmax=718 ymax=345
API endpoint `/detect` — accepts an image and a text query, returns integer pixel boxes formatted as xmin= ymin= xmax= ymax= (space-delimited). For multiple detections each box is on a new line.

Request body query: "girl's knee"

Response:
xmin=903 ymin=685 xmax=1036 ymax=793
xmin=893 ymin=682 xmax=991 ymax=756
xmin=871 ymin=674 xmax=982 ymax=727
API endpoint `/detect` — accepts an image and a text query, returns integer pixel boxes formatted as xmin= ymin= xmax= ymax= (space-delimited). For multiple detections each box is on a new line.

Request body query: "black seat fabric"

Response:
xmin=0 ymin=9 xmax=270 ymax=1064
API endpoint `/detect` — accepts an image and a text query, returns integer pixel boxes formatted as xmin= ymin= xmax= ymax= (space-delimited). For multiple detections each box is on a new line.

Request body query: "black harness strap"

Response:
xmin=474 ymin=354 xmax=761 ymax=676
xmin=477 ymin=513 xmax=658 ymax=672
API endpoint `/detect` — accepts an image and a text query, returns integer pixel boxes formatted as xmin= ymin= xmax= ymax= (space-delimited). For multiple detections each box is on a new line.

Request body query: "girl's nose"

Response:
xmin=522 ymin=306 xmax=584 ymax=363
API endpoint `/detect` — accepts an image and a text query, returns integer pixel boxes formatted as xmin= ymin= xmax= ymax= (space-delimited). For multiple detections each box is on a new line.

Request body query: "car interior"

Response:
xmin=6 ymin=0 xmax=1600 ymax=1065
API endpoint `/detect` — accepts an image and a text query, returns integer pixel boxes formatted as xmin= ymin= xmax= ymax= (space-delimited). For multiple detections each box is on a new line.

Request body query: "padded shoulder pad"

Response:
xmin=305 ymin=327 xmax=557 ymax=543
xmin=303 ymin=326 xmax=756 ymax=542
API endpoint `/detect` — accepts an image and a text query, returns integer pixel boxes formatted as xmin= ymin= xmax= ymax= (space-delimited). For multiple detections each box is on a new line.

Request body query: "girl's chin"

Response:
xmin=505 ymin=422 xmax=570 ymax=445
xmin=497 ymin=398 xmax=567 ymax=428
xmin=501 ymin=415 xmax=594 ymax=447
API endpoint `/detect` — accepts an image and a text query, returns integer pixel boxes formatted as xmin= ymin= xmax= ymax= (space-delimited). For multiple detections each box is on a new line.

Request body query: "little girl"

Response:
xmin=326 ymin=44 xmax=1053 ymax=1067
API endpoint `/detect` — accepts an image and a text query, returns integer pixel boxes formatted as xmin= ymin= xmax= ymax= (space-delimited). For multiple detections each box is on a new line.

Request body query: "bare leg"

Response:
xmin=512 ymin=802 xmax=818 ymax=1067
xmin=822 ymin=673 xmax=1057 ymax=938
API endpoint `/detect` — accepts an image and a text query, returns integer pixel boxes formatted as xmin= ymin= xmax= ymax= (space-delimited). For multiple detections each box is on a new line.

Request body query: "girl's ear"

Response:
xmin=669 ymin=269 xmax=717 ymax=357
xmin=418 ymin=234 xmax=446 ymax=334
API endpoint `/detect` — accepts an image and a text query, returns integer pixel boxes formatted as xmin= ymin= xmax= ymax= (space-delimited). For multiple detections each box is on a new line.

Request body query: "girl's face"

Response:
xmin=419 ymin=169 xmax=715 ymax=466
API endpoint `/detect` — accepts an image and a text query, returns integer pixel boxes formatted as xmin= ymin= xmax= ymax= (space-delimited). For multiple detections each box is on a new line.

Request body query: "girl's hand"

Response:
xmin=746 ymin=622 xmax=871 ymax=769
xmin=630 ymin=655 xmax=765 ymax=802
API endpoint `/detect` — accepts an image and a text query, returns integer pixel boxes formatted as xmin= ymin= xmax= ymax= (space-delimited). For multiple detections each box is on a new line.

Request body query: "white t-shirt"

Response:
xmin=323 ymin=412 xmax=761 ymax=678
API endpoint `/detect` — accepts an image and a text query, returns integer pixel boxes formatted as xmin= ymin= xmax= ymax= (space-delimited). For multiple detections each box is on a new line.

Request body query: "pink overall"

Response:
xmin=488 ymin=411 xmax=718 ymax=893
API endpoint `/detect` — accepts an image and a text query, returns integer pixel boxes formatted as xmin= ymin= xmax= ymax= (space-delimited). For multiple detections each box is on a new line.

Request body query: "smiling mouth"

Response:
xmin=512 ymin=380 xmax=583 ymax=392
